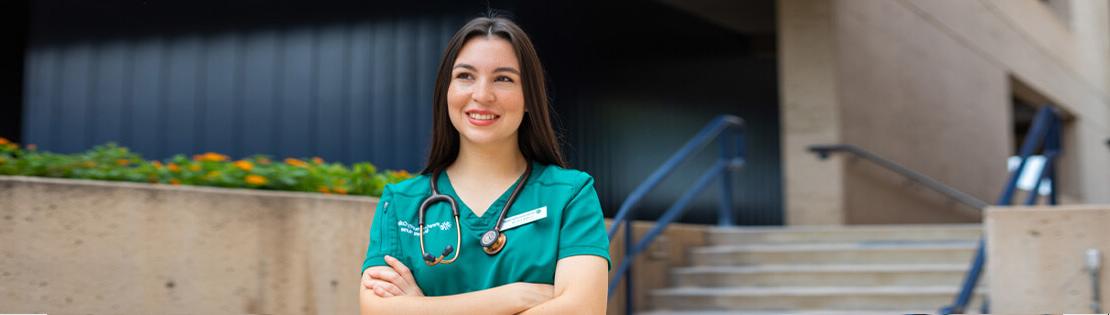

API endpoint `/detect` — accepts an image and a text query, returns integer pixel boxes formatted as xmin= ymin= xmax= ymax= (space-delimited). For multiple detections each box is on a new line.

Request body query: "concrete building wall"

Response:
xmin=781 ymin=0 xmax=1110 ymax=225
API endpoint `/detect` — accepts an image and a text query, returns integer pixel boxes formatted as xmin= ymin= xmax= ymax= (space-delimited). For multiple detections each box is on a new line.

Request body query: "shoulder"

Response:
xmin=382 ymin=173 xmax=431 ymax=199
xmin=532 ymin=162 xmax=595 ymax=192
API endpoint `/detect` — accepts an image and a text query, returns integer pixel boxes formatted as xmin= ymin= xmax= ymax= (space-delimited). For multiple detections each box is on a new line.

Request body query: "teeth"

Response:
xmin=467 ymin=113 xmax=497 ymax=120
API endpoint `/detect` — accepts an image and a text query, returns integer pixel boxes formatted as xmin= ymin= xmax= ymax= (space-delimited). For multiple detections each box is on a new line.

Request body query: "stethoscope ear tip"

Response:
xmin=423 ymin=253 xmax=436 ymax=263
xmin=441 ymin=245 xmax=454 ymax=256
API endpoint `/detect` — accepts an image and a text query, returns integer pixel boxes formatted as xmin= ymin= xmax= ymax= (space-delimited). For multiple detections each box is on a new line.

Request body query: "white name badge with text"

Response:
xmin=501 ymin=206 xmax=547 ymax=231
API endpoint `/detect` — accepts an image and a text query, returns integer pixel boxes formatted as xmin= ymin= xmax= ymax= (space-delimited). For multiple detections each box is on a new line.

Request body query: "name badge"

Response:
xmin=500 ymin=206 xmax=547 ymax=231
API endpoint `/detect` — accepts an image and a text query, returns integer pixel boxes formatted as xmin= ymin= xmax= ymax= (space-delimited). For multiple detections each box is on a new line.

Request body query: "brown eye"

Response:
xmin=455 ymin=72 xmax=474 ymax=80
xmin=495 ymin=76 xmax=514 ymax=83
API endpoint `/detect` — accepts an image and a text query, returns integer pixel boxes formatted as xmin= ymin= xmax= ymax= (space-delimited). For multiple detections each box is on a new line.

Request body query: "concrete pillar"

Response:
xmin=778 ymin=0 xmax=846 ymax=225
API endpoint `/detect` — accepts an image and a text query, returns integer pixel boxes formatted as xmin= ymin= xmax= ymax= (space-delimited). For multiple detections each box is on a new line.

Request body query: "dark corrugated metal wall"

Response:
xmin=21 ymin=0 xmax=783 ymax=225
xmin=23 ymin=15 xmax=462 ymax=172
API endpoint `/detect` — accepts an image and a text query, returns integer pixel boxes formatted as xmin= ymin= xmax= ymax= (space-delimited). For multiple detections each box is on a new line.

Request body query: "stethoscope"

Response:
xmin=419 ymin=162 xmax=532 ymax=266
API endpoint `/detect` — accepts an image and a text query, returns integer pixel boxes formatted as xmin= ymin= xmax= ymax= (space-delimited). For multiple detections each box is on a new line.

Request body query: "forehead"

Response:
xmin=453 ymin=37 xmax=519 ymax=69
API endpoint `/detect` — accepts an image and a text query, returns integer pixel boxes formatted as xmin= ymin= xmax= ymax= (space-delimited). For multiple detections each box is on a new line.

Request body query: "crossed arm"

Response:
xmin=359 ymin=255 xmax=608 ymax=315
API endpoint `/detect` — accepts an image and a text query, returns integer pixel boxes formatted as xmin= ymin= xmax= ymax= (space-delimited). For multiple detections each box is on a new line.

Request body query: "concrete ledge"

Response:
xmin=986 ymin=204 xmax=1110 ymax=313
xmin=0 ymin=175 xmax=377 ymax=314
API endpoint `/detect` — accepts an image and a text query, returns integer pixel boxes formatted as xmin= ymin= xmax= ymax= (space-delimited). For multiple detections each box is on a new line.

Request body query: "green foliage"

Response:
xmin=0 ymin=138 xmax=410 ymax=197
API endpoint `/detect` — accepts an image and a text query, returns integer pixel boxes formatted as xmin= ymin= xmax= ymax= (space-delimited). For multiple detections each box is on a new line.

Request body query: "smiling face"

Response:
xmin=446 ymin=37 xmax=526 ymax=148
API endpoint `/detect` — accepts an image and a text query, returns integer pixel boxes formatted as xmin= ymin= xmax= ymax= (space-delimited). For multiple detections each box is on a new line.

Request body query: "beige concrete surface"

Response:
xmin=986 ymin=204 xmax=1110 ymax=314
xmin=0 ymin=176 xmax=377 ymax=314
xmin=777 ymin=0 xmax=1110 ymax=225
xmin=778 ymin=0 xmax=848 ymax=226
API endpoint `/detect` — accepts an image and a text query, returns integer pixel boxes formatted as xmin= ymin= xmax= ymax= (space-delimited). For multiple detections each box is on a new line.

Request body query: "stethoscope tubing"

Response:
xmin=419 ymin=162 xmax=532 ymax=265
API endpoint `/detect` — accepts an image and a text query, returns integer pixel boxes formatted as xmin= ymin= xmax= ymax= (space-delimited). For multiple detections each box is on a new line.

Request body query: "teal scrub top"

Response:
xmin=360 ymin=161 xmax=612 ymax=297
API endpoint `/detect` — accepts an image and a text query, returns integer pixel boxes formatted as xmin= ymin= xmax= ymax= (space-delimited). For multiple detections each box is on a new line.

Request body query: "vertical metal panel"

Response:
xmin=278 ymin=28 xmax=315 ymax=159
xmin=369 ymin=20 xmax=395 ymax=168
xmin=240 ymin=30 xmax=278 ymax=158
xmin=90 ymin=40 xmax=127 ymax=146
xmin=22 ymin=47 xmax=56 ymax=149
xmin=200 ymin=33 xmax=239 ymax=156
xmin=390 ymin=18 xmax=410 ymax=169
xmin=315 ymin=24 xmax=348 ymax=163
xmin=128 ymin=38 xmax=165 ymax=159
xmin=347 ymin=22 xmax=373 ymax=164
xmin=348 ymin=21 xmax=375 ymax=165
xmin=163 ymin=35 xmax=201 ymax=157
xmin=57 ymin=42 xmax=92 ymax=153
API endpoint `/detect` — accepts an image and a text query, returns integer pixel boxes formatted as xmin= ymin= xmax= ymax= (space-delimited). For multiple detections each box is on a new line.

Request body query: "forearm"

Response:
xmin=360 ymin=283 xmax=529 ymax=315
xmin=516 ymin=293 xmax=605 ymax=315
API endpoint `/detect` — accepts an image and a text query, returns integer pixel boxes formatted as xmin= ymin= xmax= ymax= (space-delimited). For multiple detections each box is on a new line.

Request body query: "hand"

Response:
xmin=507 ymin=282 xmax=554 ymax=311
xmin=362 ymin=255 xmax=425 ymax=298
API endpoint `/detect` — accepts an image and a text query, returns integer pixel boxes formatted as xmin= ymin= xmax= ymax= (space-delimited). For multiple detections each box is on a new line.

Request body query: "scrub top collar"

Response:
xmin=436 ymin=161 xmax=542 ymax=232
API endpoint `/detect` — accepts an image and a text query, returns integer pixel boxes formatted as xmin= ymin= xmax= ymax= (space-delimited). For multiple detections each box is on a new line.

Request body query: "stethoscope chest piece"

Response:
xmin=481 ymin=230 xmax=507 ymax=255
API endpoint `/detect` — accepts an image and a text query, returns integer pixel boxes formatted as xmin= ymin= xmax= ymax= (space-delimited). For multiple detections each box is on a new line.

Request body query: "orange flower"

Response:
xmin=234 ymin=160 xmax=253 ymax=172
xmin=258 ymin=157 xmax=272 ymax=165
xmin=334 ymin=187 xmax=348 ymax=195
xmin=116 ymin=159 xmax=131 ymax=166
xmin=396 ymin=170 xmax=411 ymax=177
xmin=285 ymin=158 xmax=308 ymax=168
xmin=167 ymin=163 xmax=180 ymax=172
xmin=194 ymin=152 xmax=229 ymax=162
xmin=0 ymin=137 xmax=8 ymax=145
xmin=189 ymin=164 xmax=201 ymax=172
xmin=169 ymin=179 xmax=181 ymax=185
xmin=245 ymin=174 xmax=267 ymax=186
xmin=312 ymin=157 xmax=324 ymax=165
xmin=152 ymin=161 xmax=164 ymax=169
xmin=318 ymin=186 xmax=330 ymax=194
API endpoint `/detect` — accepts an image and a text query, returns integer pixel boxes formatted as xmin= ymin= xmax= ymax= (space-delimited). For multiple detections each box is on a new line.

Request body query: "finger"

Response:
xmin=362 ymin=270 xmax=375 ymax=289
xmin=372 ymin=280 xmax=405 ymax=297
xmin=384 ymin=255 xmax=417 ymax=284
xmin=377 ymin=269 xmax=404 ymax=285
xmin=372 ymin=285 xmax=394 ymax=298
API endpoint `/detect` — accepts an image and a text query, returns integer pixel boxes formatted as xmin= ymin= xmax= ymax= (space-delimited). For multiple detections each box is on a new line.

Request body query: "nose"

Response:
xmin=471 ymin=79 xmax=497 ymax=104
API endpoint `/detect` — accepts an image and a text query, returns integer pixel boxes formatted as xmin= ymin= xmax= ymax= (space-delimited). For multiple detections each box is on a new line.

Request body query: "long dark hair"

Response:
xmin=421 ymin=16 xmax=567 ymax=175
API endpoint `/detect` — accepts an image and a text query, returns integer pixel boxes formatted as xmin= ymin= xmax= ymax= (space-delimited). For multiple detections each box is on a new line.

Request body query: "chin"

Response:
xmin=458 ymin=130 xmax=515 ymax=146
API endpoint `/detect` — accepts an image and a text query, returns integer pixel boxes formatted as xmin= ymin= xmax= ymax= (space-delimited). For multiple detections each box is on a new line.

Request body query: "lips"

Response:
xmin=465 ymin=110 xmax=500 ymax=126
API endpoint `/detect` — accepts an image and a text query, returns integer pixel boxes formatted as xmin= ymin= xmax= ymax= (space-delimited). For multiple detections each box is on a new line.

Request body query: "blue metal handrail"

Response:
xmin=606 ymin=115 xmax=746 ymax=315
xmin=941 ymin=105 xmax=1063 ymax=314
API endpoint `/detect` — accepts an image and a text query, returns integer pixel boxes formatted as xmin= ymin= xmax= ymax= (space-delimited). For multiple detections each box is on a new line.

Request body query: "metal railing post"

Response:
xmin=718 ymin=136 xmax=734 ymax=227
xmin=624 ymin=219 xmax=633 ymax=315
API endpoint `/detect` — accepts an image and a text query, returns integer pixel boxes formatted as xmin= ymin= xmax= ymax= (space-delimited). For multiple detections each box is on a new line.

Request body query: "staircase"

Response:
xmin=643 ymin=224 xmax=987 ymax=315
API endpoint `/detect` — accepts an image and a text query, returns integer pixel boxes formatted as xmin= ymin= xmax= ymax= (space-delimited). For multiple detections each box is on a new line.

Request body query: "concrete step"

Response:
xmin=650 ymin=286 xmax=987 ymax=311
xmin=690 ymin=241 xmax=977 ymax=266
xmin=673 ymin=264 xmax=970 ymax=287
xmin=708 ymin=224 xmax=982 ymax=245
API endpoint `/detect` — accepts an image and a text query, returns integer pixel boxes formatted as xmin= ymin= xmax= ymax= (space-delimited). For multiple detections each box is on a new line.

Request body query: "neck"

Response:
xmin=448 ymin=136 xmax=527 ymax=180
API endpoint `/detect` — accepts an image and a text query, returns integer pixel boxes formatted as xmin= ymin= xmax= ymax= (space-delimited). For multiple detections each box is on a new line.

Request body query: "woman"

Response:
xmin=359 ymin=16 xmax=610 ymax=314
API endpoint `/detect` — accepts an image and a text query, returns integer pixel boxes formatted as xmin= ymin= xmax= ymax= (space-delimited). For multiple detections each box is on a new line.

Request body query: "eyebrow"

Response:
xmin=453 ymin=63 xmax=520 ymax=75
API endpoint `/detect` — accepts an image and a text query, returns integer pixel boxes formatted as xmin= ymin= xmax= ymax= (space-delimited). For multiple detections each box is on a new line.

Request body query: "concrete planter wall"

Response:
xmin=0 ymin=176 xmax=376 ymax=314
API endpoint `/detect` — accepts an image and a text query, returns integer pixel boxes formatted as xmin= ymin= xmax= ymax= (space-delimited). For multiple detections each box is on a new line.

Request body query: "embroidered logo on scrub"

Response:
xmin=398 ymin=220 xmax=453 ymax=236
